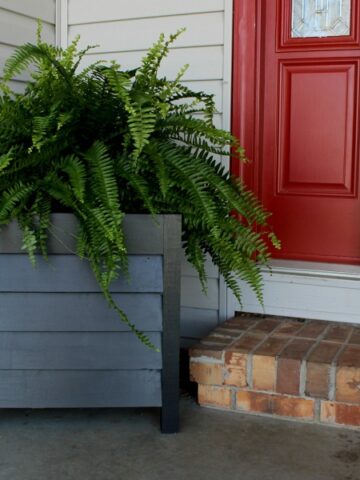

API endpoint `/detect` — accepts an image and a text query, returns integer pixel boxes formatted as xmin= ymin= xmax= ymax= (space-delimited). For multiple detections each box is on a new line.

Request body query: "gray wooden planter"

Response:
xmin=0 ymin=214 xmax=181 ymax=433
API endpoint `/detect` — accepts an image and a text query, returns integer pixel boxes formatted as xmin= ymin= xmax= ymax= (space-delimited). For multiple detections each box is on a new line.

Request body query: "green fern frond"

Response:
xmin=62 ymin=155 xmax=86 ymax=203
xmin=127 ymin=102 xmax=156 ymax=160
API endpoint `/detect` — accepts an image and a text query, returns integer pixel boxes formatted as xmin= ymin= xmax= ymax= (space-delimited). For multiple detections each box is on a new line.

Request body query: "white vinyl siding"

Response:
xmin=0 ymin=0 xmax=56 ymax=90
xmin=68 ymin=0 xmax=232 ymax=344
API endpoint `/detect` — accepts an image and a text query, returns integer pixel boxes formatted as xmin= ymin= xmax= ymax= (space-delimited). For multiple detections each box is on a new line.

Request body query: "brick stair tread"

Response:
xmin=189 ymin=314 xmax=360 ymax=429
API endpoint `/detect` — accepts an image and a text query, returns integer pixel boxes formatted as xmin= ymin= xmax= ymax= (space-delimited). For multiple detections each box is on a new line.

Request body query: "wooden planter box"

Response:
xmin=0 ymin=214 xmax=181 ymax=433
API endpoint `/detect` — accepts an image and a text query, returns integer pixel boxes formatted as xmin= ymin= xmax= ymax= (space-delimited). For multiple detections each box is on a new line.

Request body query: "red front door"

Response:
xmin=232 ymin=0 xmax=360 ymax=264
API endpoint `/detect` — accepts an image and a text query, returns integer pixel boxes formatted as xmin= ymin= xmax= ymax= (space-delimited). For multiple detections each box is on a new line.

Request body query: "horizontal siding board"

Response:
xmin=0 ymin=9 xmax=55 ymax=47
xmin=81 ymin=46 xmax=223 ymax=81
xmin=180 ymin=307 xmax=219 ymax=338
xmin=0 ymin=55 xmax=32 ymax=82
xmin=0 ymin=255 xmax=163 ymax=293
xmin=70 ymin=13 xmax=224 ymax=53
xmin=0 ymin=0 xmax=56 ymax=23
xmin=0 ymin=370 xmax=162 ymax=407
xmin=181 ymin=276 xmax=219 ymax=310
xmin=0 ymin=332 xmax=161 ymax=369
xmin=69 ymin=0 xmax=224 ymax=25
xmin=181 ymin=251 xmax=218 ymax=279
xmin=0 ymin=214 xmax=165 ymax=255
xmin=182 ymin=80 xmax=223 ymax=112
xmin=0 ymin=292 xmax=162 ymax=331
xmin=238 ymin=272 xmax=360 ymax=325
xmin=4 ymin=79 xmax=27 ymax=93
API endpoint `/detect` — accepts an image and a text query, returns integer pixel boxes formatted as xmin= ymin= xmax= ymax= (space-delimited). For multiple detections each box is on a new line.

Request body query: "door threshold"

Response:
xmin=262 ymin=259 xmax=360 ymax=281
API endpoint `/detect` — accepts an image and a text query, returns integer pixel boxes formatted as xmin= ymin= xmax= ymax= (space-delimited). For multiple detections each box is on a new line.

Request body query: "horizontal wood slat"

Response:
xmin=0 ymin=370 xmax=162 ymax=407
xmin=0 ymin=332 xmax=162 ymax=370
xmin=0 ymin=292 xmax=162 ymax=331
xmin=0 ymin=214 xmax=165 ymax=255
xmin=0 ymin=255 xmax=163 ymax=293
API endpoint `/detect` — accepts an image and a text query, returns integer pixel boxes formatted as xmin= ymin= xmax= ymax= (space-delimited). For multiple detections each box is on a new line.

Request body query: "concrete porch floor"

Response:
xmin=0 ymin=396 xmax=359 ymax=480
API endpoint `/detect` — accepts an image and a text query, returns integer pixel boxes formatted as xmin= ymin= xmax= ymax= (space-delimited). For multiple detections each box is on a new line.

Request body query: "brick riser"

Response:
xmin=189 ymin=315 xmax=360 ymax=429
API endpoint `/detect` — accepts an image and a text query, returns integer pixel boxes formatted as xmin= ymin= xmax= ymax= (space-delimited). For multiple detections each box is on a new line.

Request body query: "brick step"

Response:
xmin=189 ymin=314 xmax=360 ymax=429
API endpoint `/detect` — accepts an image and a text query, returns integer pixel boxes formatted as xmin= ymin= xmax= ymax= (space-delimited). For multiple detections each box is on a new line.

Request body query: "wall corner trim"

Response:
xmin=56 ymin=0 xmax=68 ymax=48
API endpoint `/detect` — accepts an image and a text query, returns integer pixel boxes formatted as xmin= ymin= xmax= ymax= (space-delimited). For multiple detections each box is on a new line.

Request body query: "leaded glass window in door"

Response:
xmin=292 ymin=0 xmax=351 ymax=38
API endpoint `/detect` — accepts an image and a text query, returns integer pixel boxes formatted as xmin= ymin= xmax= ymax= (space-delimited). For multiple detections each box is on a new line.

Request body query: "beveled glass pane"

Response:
xmin=292 ymin=0 xmax=351 ymax=38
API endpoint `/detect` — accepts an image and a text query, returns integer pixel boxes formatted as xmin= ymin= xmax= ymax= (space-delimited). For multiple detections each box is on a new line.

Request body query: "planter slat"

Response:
xmin=0 ymin=370 xmax=162 ymax=408
xmin=0 ymin=214 xmax=165 ymax=255
xmin=0 ymin=255 xmax=163 ymax=292
xmin=0 ymin=332 xmax=161 ymax=370
xmin=0 ymin=214 xmax=180 ymax=432
xmin=0 ymin=293 xmax=162 ymax=331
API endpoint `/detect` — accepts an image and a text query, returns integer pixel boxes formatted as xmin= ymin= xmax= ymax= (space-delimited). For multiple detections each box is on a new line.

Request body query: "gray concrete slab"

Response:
xmin=0 ymin=396 xmax=359 ymax=480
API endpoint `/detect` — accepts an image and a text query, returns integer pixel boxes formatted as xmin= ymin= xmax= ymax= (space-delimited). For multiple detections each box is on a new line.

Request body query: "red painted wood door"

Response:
xmin=233 ymin=0 xmax=360 ymax=264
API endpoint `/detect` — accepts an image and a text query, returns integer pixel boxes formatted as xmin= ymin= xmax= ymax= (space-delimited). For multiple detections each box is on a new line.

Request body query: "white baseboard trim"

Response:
xmin=227 ymin=261 xmax=360 ymax=325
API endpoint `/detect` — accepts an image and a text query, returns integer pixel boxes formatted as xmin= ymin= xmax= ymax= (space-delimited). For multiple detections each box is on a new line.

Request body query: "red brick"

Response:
xmin=213 ymin=328 xmax=243 ymax=339
xmin=349 ymin=329 xmax=360 ymax=346
xmin=201 ymin=333 xmax=236 ymax=346
xmin=224 ymin=367 xmax=247 ymax=387
xmin=321 ymin=401 xmax=360 ymax=427
xmin=225 ymin=350 xmax=247 ymax=367
xmin=336 ymin=366 xmax=360 ymax=404
xmin=236 ymin=391 xmax=314 ymax=419
xmin=306 ymin=342 xmax=341 ymax=398
xmin=337 ymin=345 xmax=360 ymax=368
xmin=323 ymin=325 xmax=352 ymax=343
xmin=306 ymin=362 xmax=331 ymax=399
xmin=273 ymin=320 xmax=304 ymax=337
xmin=320 ymin=401 xmax=336 ymax=423
xmin=236 ymin=390 xmax=272 ymax=414
xmin=198 ymin=385 xmax=232 ymax=409
xmin=224 ymin=351 xmax=247 ymax=387
xmin=253 ymin=336 xmax=289 ymax=356
xmin=222 ymin=316 xmax=259 ymax=330
xmin=296 ymin=321 xmax=328 ymax=339
xmin=280 ymin=338 xmax=315 ymax=360
xmin=277 ymin=357 xmax=301 ymax=395
xmin=274 ymin=395 xmax=314 ymax=419
xmin=228 ymin=333 xmax=264 ymax=353
xmin=308 ymin=341 xmax=341 ymax=364
xmin=252 ymin=355 xmax=276 ymax=391
xmin=190 ymin=362 xmax=223 ymax=385
xmin=251 ymin=319 xmax=281 ymax=335
xmin=189 ymin=344 xmax=224 ymax=361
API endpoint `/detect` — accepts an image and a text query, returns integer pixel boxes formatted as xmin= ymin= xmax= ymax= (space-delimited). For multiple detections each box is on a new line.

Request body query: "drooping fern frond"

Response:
xmin=0 ymin=26 xmax=280 ymax=348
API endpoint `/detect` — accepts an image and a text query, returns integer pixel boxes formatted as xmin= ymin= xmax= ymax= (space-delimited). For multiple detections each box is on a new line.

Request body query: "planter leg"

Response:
xmin=161 ymin=215 xmax=181 ymax=434
xmin=161 ymin=397 xmax=179 ymax=434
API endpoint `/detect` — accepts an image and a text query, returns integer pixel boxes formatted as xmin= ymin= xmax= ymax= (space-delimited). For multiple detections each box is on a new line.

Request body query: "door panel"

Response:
xmin=233 ymin=0 xmax=360 ymax=264
xmin=278 ymin=60 xmax=357 ymax=196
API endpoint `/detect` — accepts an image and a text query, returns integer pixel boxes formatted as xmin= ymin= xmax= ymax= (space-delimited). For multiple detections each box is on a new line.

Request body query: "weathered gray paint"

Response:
xmin=0 ymin=214 xmax=165 ymax=255
xmin=0 ymin=255 xmax=163 ymax=293
xmin=0 ymin=370 xmax=162 ymax=408
xmin=0 ymin=332 xmax=161 ymax=370
xmin=0 ymin=293 xmax=162 ymax=331
xmin=0 ymin=214 xmax=180 ymax=425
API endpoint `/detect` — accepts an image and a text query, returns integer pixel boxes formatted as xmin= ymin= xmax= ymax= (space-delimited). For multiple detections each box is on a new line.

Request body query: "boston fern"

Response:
xmin=0 ymin=27 xmax=280 ymax=347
